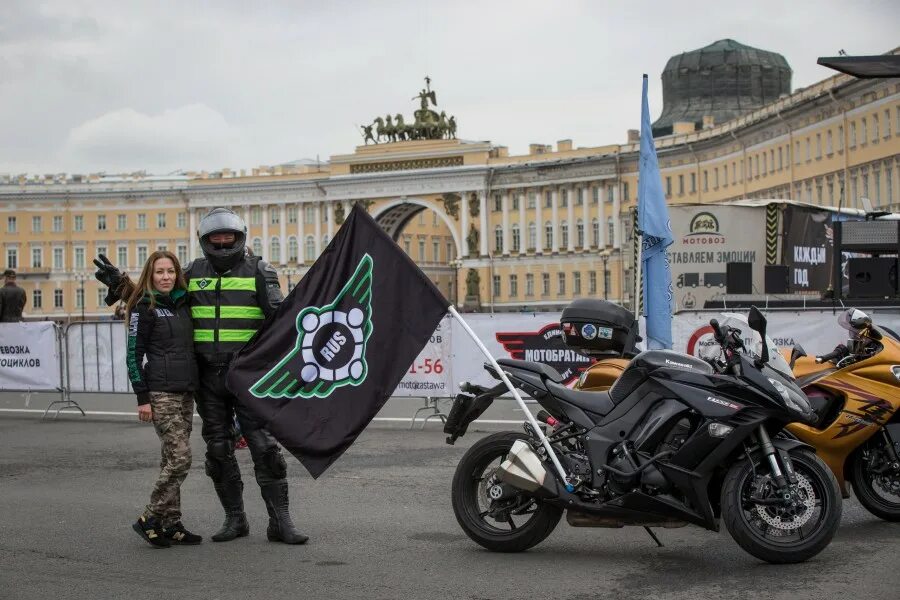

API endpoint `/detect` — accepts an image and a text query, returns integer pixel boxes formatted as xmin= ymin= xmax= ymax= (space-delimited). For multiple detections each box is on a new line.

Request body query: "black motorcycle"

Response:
xmin=445 ymin=307 xmax=842 ymax=563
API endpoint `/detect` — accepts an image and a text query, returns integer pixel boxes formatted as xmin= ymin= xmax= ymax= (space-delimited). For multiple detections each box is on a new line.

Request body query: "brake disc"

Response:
xmin=753 ymin=474 xmax=816 ymax=534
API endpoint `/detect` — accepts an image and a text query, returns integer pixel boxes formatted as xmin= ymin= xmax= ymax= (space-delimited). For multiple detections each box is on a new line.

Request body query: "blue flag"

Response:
xmin=638 ymin=74 xmax=674 ymax=349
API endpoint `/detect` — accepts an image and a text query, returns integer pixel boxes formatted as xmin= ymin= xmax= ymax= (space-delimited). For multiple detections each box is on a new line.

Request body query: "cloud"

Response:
xmin=63 ymin=104 xmax=242 ymax=172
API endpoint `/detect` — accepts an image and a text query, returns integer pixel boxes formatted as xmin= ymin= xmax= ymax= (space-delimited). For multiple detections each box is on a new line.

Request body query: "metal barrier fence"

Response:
xmin=0 ymin=321 xmax=74 ymax=418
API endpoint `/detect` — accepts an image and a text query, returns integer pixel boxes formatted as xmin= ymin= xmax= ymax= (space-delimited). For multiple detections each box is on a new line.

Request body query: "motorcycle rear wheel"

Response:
xmin=721 ymin=448 xmax=841 ymax=564
xmin=849 ymin=435 xmax=900 ymax=522
xmin=451 ymin=431 xmax=562 ymax=552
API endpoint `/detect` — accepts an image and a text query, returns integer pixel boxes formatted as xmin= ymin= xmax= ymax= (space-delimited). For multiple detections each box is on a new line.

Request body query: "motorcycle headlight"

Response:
xmin=767 ymin=377 xmax=812 ymax=417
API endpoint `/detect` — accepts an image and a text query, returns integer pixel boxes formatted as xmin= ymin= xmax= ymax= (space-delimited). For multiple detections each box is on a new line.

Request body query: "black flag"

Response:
xmin=226 ymin=205 xmax=449 ymax=478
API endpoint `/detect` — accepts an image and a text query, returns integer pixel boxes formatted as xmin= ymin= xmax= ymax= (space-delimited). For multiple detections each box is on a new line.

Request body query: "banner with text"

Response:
xmin=782 ymin=206 xmax=834 ymax=293
xmin=0 ymin=322 xmax=61 ymax=391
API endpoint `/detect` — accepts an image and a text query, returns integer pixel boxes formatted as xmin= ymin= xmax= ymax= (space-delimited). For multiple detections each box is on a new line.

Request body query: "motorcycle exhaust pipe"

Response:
xmin=497 ymin=440 xmax=558 ymax=498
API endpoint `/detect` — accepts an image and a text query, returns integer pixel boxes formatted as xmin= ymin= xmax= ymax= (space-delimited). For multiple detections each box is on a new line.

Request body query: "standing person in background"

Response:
xmin=94 ymin=207 xmax=307 ymax=545
xmin=126 ymin=250 xmax=202 ymax=548
xmin=0 ymin=269 xmax=26 ymax=322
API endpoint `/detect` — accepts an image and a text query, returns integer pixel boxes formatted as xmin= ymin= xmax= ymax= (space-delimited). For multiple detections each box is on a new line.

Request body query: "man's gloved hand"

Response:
xmin=93 ymin=254 xmax=122 ymax=289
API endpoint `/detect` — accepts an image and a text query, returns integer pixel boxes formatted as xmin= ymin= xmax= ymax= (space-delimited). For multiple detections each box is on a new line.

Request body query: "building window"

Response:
xmin=511 ymin=224 xmax=520 ymax=252
xmin=304 ymin=236 xmax=315 ymax=261
xmin=447 ymin=241 xmax=454 ymax=261
xmin=252 ymin=238 xmax=263 ymax=257
xmin=288 ymin=236 xmax=298 ymax=262
xmin=156 ymin=212 xmax=165 ymax=229
xmin=174 ymin=212 xmax=185 ymax=229
xmin=826 ymin=130 xmax=833 ymax=154
xmin=32 ymin=216 xmax=42 ymax=232
xmin=269 ymin=237 xmax=281 ymax=262
xmin=136 ymin=245 xmax=148 ymax=266
xmin=418 ymin=239 xmax=426 ymax=262
xmin=703 ymin=171 xmax=709 ymax=192
xmin=762 ymin=154 xmax=767 ymax=175
xmin=778 ymin=147 xmax=783 ymax=169
xmin=527 ymin=192 xmax=536 ymax=209
xmin=117 ymin=246 xmax=128 ymax=268
xmin=54 ymin=289 xmax=64 ymax=309
xmin=74 ymin=247 xmax=85 ymax=269
xmin=157 ymin=243 xmax=166 ymax=252
xmin=607 ymin=218 xmax=614 ymax=243
xmin=576 ymin=219 xmax=584 ymax=247
xmin=573 ymin=272 xmax=581 ymax=296
xmin=73 ymin=215 xmax=83 ymax=231
xmin=117 ymin=214 xmax=127 ymax=230
xmin=544 ymin=191 xmax=552 ymax=209
xmin=861 ymin=117 xmax=868 ymax=144
xmin=493 ymin=194 xmax=502 ymax=212
xmin=269 ymin=208 xmax=280 ymax=226
xmin=544 ymin=221 xmax=553 ymax=249
xmin=723 ymin=165 xmax=728 ymax=186
xmin=795 ymin=140 xmax=801 ymax=163
xmin=872 ymin=114 xmax=880 ymax=142
xmin=690 ymin=172 xmax=696 ymax=193
xmin=287 ymin=206 xmax=298 ymax=224
xmin=607 ymin=187 xmax=614 ymax=203
xmin=623 ymin=182 xmax=630 ymax=202
xmin=509 ymin=274 xmax=518 ymax=297
xmin=7 ymin=247 xmax=18 ymax=269
xmin=494 ymin=226 xmax=503 ymax=254
xmin=541 ymin=273 xmax=550 ymax=296
xmin=528 ymin=222 xmax=537 ymax=250
xmin=137 ymin=213 xmax=147 ymax=230
xmin=589 ymin=271 xmax=597 ymax=294
xmin=432 ymin=240 xmax=440 ymax=262
xmin=678 ymin=174 xmax=684 ymax=195
xmin=557 ymin=272 xmax=566 ymax=296
xmin=97 ymin=214 xmax=106 ymax=231
xmin=575 ymin=189 xmax=583 ymax=206
xmin=32 ymin=289 xmax=42 ymax=310
xmin=177 ymin=244 xmax=188 ymax=264
xmin=525 ymin=273 xmax=534 ymax=296
xmin=560 ymin=221 xmax=569 ymax=249
xmin=96 ymin=245 xmax=107 ymax=262
xmin=885 ymin=109 xmax=892 ymax=138
xmin=850 ymin=122 xmax=857 ymax=148
xmin=31 ymin=247 xmax=42 ymax=268
xmin=303 ymin=205 xmax=314 ymax=224
xmin=75 ymin=288 xmax=84 ymax=310
xmin=492 ymin=275 xmax=501 ymax=299
xmin=560 ymin=190 xmax=568 ymax=208
xmin=592 ymin=187 xmax=600 ymax=204
xmin=665 ymin=176 xmax=672 ymax=197
xmin=53 ymin=247 xmax=63 ymax=270
xmin=53 ymin=216 xmax=63 ymax=232
xmin=592 ymin=218 xmax=600 ymax=246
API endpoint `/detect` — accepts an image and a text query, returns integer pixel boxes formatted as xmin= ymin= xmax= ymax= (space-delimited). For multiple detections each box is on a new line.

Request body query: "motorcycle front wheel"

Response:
xmin=451 ymin=431 xmax=562 ymax=552
xmin=721 ymin=448 xmax=842 ymax=564
xmin=849 ymin=433 xmax=900 ymax=521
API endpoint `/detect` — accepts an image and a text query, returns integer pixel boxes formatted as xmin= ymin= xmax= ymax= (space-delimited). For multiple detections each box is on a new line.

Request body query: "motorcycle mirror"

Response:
xmin=747 ymin=306 xmax=770 ymax=364
xmin=789 ymin=344 xmax=807 ymax=369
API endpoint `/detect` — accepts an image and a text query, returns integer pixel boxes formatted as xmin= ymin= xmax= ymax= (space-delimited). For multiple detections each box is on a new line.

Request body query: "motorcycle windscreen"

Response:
xmin=716 ymin=313 xmax=793 ymax=379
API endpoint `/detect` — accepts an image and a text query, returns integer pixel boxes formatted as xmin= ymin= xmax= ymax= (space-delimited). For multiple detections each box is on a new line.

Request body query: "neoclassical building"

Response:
xmin=1 ymin=41 xmax=898 ymax=321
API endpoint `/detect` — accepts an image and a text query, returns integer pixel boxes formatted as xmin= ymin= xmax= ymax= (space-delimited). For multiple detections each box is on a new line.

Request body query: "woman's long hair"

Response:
xmin=124 ymin=250 xmax=188 ymax=317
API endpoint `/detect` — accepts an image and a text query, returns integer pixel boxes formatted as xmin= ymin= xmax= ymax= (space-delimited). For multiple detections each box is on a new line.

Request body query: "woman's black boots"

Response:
xmin=261 ymin=481 xmax=308 ymax=544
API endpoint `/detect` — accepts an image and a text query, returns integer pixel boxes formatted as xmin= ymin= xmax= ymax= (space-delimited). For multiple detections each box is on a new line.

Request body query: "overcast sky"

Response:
xmin=1 ymin=0 xmax=897 ymax=176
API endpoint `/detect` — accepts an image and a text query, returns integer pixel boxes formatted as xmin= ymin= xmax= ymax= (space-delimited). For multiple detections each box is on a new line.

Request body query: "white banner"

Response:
xmin=394 ymin=315 xmax=454 ymax=397
xmin=65 ymin=321 xmax=131 ymax=393
xmin=0 ymin=322 xmax=61 ymax=391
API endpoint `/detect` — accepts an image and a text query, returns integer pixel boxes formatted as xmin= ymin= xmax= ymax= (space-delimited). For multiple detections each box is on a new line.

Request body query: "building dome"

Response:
xmin=652 ymin=39 xmax=792 ymax=137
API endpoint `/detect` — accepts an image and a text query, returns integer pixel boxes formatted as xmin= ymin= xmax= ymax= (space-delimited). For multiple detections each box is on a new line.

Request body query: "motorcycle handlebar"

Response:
xmin=816 ymin=346 xmax=846 ymax=364
xmin=710 ymin=319 xmax=724 ymax=343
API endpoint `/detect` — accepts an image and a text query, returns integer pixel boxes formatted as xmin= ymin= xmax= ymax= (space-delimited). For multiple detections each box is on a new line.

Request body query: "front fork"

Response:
xmin=757 ymin=426 xmax=798 ymax=491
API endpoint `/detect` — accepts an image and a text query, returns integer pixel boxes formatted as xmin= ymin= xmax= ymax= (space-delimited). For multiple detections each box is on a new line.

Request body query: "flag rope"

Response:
xmin=447 ymin=305 xmax=570 ymax=484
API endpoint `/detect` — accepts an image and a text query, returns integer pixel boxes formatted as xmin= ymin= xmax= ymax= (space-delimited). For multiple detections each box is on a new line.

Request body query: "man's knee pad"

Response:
xmin=257 ymin=447 xmax=287 ymax=480
xmin=205 ymin=439 xmax=237 ymax=480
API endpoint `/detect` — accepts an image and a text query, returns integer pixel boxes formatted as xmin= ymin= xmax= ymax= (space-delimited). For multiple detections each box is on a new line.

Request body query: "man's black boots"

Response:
xmin=211 ymin=480 xmax=250 ymax=542
xmin=261 ymin=482 xmax=308 ymax=544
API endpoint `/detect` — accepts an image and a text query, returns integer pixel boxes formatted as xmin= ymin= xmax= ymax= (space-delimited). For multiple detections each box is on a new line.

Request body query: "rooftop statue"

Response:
xmin=367 ymin=76 xmax=458 ymax=143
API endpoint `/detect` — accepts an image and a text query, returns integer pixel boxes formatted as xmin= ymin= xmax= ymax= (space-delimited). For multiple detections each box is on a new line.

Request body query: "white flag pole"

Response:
xmin=447 ymin=305 xmax=570 ymax=485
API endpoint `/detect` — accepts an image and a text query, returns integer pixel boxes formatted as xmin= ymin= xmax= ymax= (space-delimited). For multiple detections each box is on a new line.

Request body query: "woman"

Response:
xmin=125 ymin=250 xmax=202 ymax=548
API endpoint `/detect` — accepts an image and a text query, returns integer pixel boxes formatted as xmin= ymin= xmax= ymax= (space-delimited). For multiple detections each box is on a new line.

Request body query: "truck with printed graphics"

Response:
xmin=676 ymin=272 xmax=726 ymax=288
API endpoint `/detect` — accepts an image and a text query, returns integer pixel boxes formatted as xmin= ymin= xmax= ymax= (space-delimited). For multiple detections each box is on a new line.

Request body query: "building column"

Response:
xmin=314 ymin=202 xmax=322 ymax=256
xmin=567 ymin=185 xmax=575 ymax=253
xmin=297 ymin=202 xmax=304 ymax=263
xmin=261 ymin=204 xmax=269 ymax=260
xmin=598 ymin=184 xmax=606 ymax=247
xmin=326 ymin=202 xmax=335 ymax=240
xmin=518 ymin=189 xmax=526 ymax=256
xmin=478 ymin=190 xmax=488 ymax=257
xmin=460 ymin=191 xmax=470 ymax=258
xmin=535 ymin=187 xmax=544 ymax=254
xmin=582 ymin=184 xmax=591 ymax=250
xmin=551 ymin=187 xmax=559 ymax=253
xmin=612 ymin=182 xmax=621 ymax=249
xmin=279 ymin=204 xmax=287 ymax=265
xmin=189 ymin=208 xmax=198 ymax=261
xmin=502 ymin=190 xmax=511 ymax=256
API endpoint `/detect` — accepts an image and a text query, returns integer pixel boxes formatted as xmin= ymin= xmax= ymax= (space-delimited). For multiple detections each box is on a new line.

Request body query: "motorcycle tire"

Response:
xmin=451 ymin=431 xmax=562 ymax=553
xmin=849 ymin=438 xmax=900 ymax=522
xmin=721 ymin=448 xmax=842 ymax=564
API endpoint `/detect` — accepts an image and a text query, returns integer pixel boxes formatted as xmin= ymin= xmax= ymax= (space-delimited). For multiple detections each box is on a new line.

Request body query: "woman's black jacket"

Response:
xmin=126 ymin=289 xmax=199 ymax=405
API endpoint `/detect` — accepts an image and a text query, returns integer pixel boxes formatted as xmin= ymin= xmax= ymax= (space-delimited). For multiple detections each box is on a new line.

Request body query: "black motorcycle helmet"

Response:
xmin=198 ymin=207 xmax=248 ymax=272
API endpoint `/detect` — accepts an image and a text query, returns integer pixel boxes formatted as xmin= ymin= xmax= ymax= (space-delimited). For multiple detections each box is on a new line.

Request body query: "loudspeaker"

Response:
xmin=848 ymin=258 xmax=897 ymax=297
xmin=764 ymin=265 xmax=790 ymax=294
xmin=726 ymin=262 xmax=752 ymax=294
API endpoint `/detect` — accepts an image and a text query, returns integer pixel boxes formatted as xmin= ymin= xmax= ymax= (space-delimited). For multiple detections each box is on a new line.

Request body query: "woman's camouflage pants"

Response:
xmin=143 ymin=391 xmax=194 ymax=526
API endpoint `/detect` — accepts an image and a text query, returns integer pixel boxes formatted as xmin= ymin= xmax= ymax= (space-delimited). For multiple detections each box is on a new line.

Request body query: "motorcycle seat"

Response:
xmin=496 ymin=358 xmax=563 ymax=383
xmin=546 ymin=380 xmax=615 ymax=416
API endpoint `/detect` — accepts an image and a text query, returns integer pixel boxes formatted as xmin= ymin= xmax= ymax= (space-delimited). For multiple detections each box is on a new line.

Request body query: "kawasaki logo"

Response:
xmin=250 ymin=254 xmax=374 ymax=399
xmin=664 ymin=358 xmax=694 ymax=369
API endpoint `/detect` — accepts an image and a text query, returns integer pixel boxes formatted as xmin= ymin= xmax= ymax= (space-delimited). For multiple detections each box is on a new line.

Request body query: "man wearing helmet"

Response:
xmin=95 ymin=207 xmax=307 ymax=545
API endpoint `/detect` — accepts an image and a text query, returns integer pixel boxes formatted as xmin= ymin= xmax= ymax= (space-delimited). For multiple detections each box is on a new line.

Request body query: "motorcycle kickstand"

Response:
xmin=643 ymin=526 xmax=664 ymax=548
